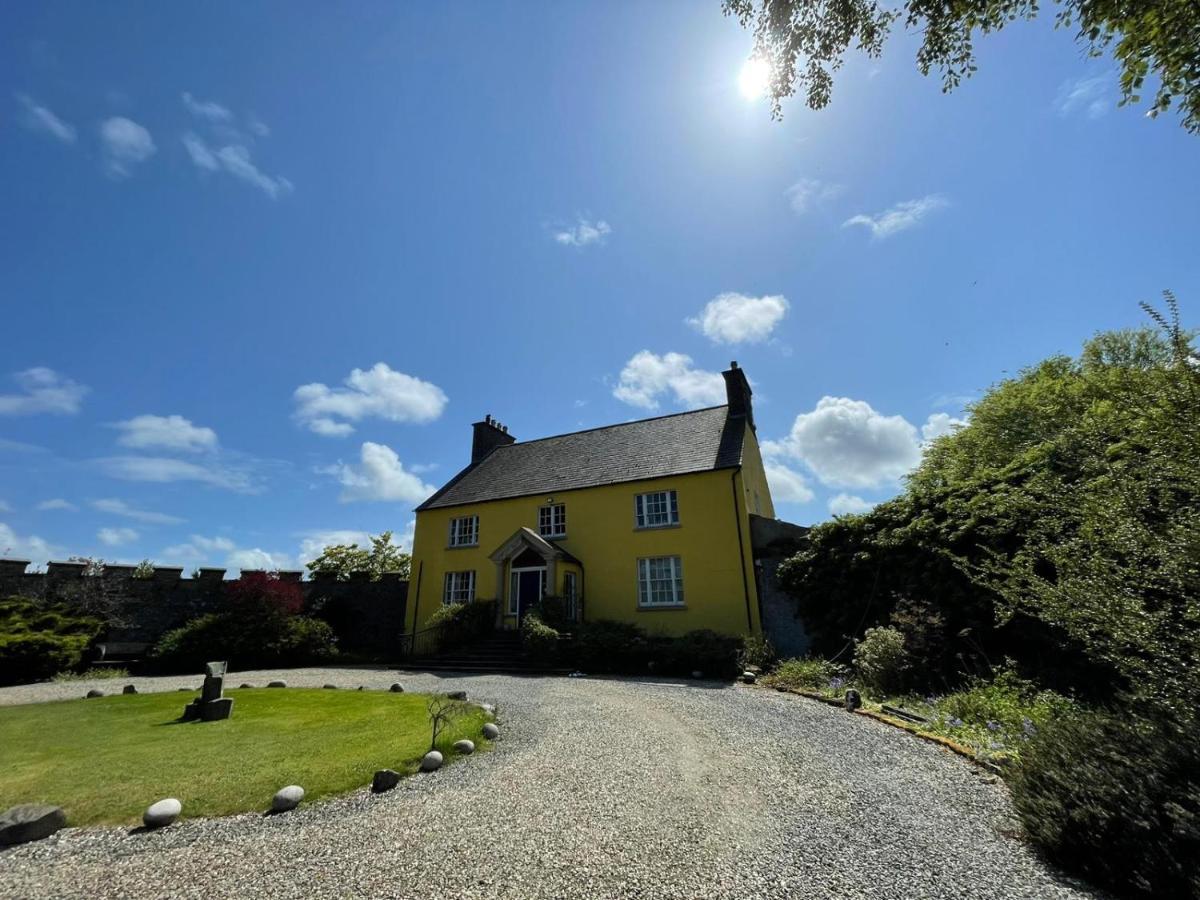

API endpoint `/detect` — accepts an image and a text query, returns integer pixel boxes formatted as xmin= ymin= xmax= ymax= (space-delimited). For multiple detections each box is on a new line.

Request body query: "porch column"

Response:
xmin=546 ymin=556 xmax=558 ymax=598
xmin=494 ymin=559 xmax=506 ymax=627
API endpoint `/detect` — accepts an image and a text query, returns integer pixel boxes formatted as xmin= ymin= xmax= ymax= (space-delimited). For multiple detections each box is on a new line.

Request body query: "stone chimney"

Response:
xmin=722 ymin=361 xmax=755 ymax=431
xmin=472 ymin=414 xmax=516 ymax=464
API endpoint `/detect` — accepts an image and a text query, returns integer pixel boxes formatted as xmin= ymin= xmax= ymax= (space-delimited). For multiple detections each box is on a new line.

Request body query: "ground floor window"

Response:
xmin=443 ymin=570 xmax=476 ymax=605
xmin=637 ymin=556 xmax=683 ymax=607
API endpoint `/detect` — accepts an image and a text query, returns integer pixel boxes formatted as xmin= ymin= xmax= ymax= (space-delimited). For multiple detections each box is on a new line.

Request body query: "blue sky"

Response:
xmin=2 ymin=2 xmax=1197 ymax=571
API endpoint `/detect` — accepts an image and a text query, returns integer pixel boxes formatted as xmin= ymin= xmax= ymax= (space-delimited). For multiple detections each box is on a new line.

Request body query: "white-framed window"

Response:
xmin=448 ymin=515 xmax=479 ymax=547
xmin=538 ymin=503 xmax=567 ymax=538
xmin=637 ymin=556 xmax=684 ymax=607
xmin=635 ymin=490 xmax=679 ymax=528
xmin=443 ymin=571 xmax=476 ymax=605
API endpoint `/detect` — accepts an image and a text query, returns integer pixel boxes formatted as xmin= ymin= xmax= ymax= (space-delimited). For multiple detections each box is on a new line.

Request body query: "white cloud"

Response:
xmin=182 ymin=132 xmax=219 ymax=170
xmin=293 ymin=363 xmax=448 ymax=436
xmin=687 ymin=293 xmax=789 ymax=345
xmin=15 ymin=93 xmax=76 ymax=143
xmin=829 ymin=493 xmax=874 ymax=516
xmin=766 ymin=396 xmax=922 ymax=488
xmin=91 ymin=498 xmax=184 ymax=525
xmin=37 ymin=498 xmax=77 ymax=512
xmin=764 ymin=462 xmax=815 ymax=503
xmin=0 ymin=367 xmax=88 ymax=416
xmin=1055 ymin=75 xmax=1111 ymax=119
xmin=111 ymin=414 xmax=218 ymax=452
xmin=0 ymin=523 xmax=60 ymax=561
xmin=97 ymin=526 xmax=138 ymax=547
xmin=162 ymin=534 xmax=235 ymax=562
xmin=784 ymin=178 xmax=841 ymax=215
xmin=181 ymin=92 xmax=233 ymax=123
xmin=99 ymin=116 xmax=156 ymax=178
xmin=612 ymin=351 xmax=726 ymax=410
xmin=181 ymin=133 xmax=292 ymax=198
xmin=227 ymin=548 xmax=295 ymax=573
xmin=247 ymin=116 xmax=270 ymax=137
xmin=96 ymin=456 xmax=255 ymax=492
xmin=921 ymin=412 xmax=967 ymax=442
xmin=843 ymin=194 xmax=948 ymax=239
xmin=323 ymin=442 xmax=437 ymax=504
xmin=553 ymin=218 xmax=611 ymax=247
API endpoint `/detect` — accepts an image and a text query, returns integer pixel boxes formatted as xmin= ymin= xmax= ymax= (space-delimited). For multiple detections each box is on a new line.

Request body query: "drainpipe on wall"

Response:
xmin=731 ymin=469 xmax=754 ymax=633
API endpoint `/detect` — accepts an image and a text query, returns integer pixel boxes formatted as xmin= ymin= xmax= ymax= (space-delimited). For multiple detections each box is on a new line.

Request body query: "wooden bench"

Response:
xmin=91 ymin=642 xmax=151 ymax=666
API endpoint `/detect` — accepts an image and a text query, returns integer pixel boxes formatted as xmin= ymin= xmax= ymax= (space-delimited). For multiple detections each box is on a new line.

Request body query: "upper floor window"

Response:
xmin=443 ymin=571 xmax=476 ymax=605
xmin=538 ymin=503 xmax=567 ymax=538
xmin=448 ymin=515 xmax=479 ymax=547
xmin=635 ymin=490 xmax=679 ymax=528
xmin=637 ymin=556 xmax=684 ymax=607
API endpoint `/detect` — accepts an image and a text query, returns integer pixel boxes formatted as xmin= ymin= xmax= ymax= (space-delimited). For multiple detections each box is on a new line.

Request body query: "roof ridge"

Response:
xmin=492 ymin=405 xmax=729 ymax=449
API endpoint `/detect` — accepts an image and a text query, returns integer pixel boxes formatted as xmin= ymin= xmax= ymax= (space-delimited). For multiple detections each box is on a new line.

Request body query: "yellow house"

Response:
xmin=406 ymin=362 xmax=776 ymax=639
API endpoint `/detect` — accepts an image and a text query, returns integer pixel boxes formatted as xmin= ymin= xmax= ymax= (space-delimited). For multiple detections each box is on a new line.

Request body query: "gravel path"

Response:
xmin=0 ymin=668 xmax=1094 ymax=899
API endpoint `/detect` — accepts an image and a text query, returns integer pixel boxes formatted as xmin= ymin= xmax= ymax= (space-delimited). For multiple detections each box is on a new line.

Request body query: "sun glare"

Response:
xmin=739 ymin=57 xmax=770 ymax=100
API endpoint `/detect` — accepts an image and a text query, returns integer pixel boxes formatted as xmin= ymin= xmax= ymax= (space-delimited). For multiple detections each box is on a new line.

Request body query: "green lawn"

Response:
xmin=0 ymin=688 xmax=490 ymax=826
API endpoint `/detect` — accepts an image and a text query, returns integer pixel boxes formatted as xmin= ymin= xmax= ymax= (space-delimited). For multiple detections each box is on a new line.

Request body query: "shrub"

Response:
xmin=150 ymin=611 xmax=337 ymax=673
xmin=0 ymin=596 xmax=102 ymax=685
xmin=536 ymin=596 xmax=569 ymax=630
xmin=1011 ymin=706 xmax=1200 ymax=898
xmin=224 ymin=572 xmax=304 ymax=619
xmin=853 ymin=626 xmax=908 ymax=694
xmin=52 ymin=666 xmax=131 ymax=682
xmin=425 ymin=599 xmax=496 ymax=650
xmin=521 ymin=610 xmax=560 ymax=664
xmin=766 ymin=657 xmax=848 ymax=691
xmin=660 ymin=629 xmax=740 ymax=679
xmin=738 ymin=634 xmax=777 ymax=671
xmin=573 ymin=620 xmax=651 ymax=674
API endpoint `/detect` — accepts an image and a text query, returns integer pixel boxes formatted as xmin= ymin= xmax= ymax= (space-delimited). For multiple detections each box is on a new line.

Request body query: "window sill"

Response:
xmin=539 ymin=533 xmax=567 ymax=540
xmin=637 ymin=604 xmax=687 ymax=611
xmin=446 ymin=544 xmax=479 ymax=550
xmin=633 ymin=523 xmax=681 ymax=532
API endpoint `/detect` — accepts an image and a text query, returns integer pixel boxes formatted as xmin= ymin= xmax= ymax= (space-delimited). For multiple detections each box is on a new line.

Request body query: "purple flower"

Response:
xmin=986 ymin=720 xmax=1000 ymax=732
xmin=948 ymin=717 xmax=964 ymax=728
xmin=1021 ymin=717 xmax=1037 ymax=737
xmin=988 ymin=740 xmax=1004 ymax=750
xmin=829 ymin=676 xmax=845 ymax=690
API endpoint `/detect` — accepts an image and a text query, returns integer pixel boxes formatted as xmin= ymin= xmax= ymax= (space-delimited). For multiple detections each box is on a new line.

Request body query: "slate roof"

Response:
xmin=417 ymin=405 xmax=746 ymax=511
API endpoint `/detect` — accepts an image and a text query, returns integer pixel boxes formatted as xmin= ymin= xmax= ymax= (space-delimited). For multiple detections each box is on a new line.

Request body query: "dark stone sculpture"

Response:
xmin=182 ymin=661 xmax=234 ymax=722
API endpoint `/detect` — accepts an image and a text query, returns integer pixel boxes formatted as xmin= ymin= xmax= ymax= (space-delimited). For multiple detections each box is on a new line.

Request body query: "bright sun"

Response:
xmin=739 ymin=57 xmax=770 ymax=100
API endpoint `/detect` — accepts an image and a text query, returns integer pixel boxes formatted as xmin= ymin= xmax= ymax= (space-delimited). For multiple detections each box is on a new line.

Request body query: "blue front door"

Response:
xmin=516 ymin=569 xmax=545 ymax=620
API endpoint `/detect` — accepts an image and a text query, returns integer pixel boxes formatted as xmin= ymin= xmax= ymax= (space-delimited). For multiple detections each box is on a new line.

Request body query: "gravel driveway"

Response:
xmin=0 ymin=668 xmax=1093 ymax=899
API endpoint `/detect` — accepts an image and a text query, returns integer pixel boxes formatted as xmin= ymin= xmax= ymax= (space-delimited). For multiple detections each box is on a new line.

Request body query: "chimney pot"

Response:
xmin=722 ymin=363 xmax=755 ymax=431
xmin=472 ymin=416 xmax=516 ymax=463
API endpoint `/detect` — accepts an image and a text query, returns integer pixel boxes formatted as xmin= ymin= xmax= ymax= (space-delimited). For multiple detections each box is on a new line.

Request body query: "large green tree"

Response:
xmin=305 ymin=531 xmax=411 ymax=581
xmin=724 ymin=0 xmax=1200 ymax=132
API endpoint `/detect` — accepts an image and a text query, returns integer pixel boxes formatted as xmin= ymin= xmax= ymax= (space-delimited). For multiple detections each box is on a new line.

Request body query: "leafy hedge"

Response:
xmin=426 ymin=599 xmax=497 ymax=651
xmin=0 ymin=596 xmax=102 ymax=685
xmin=149 ymin=573 xmax=336 ymax=673
xmin=520 ymin=610 xmax=560 ymax=664
xmin=1011 ymin=706 xmax=1200 ymax=898
xmin=567 ymin=620 xmax=740 ymax=679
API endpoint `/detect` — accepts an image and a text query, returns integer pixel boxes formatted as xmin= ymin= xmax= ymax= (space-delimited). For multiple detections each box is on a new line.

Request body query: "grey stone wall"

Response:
xmin=748 ymin=515 xmax=811 ymax=659
xmin=0 ymin=560 xmax=407 ymax=655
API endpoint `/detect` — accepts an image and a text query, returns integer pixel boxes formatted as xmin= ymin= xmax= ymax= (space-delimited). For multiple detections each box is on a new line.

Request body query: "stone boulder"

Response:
xmin=267 ymin=681 xmax=287 ymax=688
xmin=0 ymin=805 xmax=66 ymax=846
xmin=482 ymin=723 xmax=500 ymax=740
xmin=143 ymin=798 xmax=181 ymax=829
xmin=742 ymin=671 xmax=757 ymax=684
xmin=447 ymin=690 xmax=467 ymax=701
xmin=844 ymin=689 xmax=862 ymax=711
xmin=85 ymin=689 xmax=104 ymax=699
xmin=453 ymin=739 xmax=475 ymax=755
xmin=371 ymin=769 xmax=401 ymax=793
xmin=239 ymin=683 xmax=253 ymax=689
xmin=322 ymin=684 xmax=338 ymax=690
xmin=271 ymin=785 xmax=304 ymax=812
xmin=389 ymin=683 xmax=404 ymax=693
xmin=122 ymin=684 xmax=138 ymax=695
xmin=420 ymin=751 xmax=443 ymax=772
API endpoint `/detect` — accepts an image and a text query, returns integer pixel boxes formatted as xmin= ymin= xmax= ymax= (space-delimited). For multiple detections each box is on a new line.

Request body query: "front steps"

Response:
xmin=395 ymin=630 xmax=573 ymax=675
